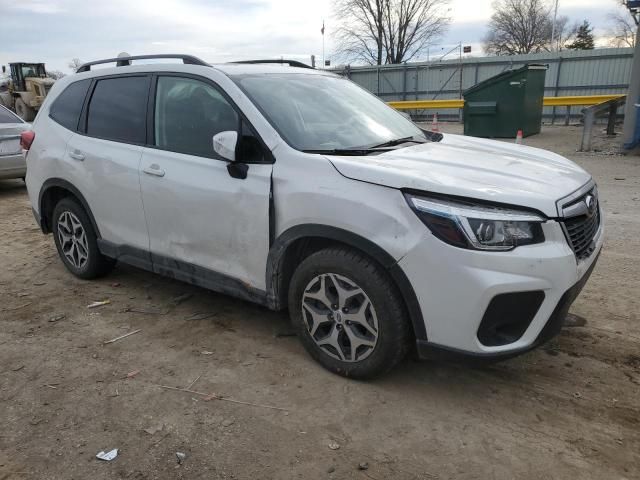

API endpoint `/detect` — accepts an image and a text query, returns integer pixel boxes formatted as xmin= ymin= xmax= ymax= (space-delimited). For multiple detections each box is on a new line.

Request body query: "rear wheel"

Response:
xmin=15 ymin=98 xmax=35 ymax=121
xmin=52 ymin=198 xmax=115 ymax=279
xmin=288 ymin=247 xmax=411 ymax=379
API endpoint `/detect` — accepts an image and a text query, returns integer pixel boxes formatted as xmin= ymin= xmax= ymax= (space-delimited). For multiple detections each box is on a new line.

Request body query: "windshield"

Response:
xmin=234 ymin=73 xmax=425 ymax=151
xmin=21 ymin=64 xmax=46 ymax=78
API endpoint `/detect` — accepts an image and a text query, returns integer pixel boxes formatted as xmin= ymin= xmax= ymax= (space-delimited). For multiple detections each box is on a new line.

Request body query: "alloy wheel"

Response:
xmin=301 ymin=273 xmax=379 ymax=362
xmin=57 ymin=211 xmax=89 ymax=269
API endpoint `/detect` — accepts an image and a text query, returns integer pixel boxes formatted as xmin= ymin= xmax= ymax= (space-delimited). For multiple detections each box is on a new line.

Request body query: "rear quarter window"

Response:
xmin=86 ymin=76 xmax=150 ymax=144
xmin=49 ymin=79 xmax=91 ymax=131
xmin=0 ymin=107 xmax=21 ymax=123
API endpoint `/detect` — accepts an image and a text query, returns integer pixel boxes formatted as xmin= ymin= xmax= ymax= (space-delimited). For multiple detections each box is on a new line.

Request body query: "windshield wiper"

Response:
xmin=301 ymin=148 xmax=388 ymax=156
xmin=366 ymin=136 xmax=427 ymax=149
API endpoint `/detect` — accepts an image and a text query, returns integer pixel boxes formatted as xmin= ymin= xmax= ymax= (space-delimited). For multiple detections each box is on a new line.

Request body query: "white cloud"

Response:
xmin=0 ymin=0 xmax=623 ymax=73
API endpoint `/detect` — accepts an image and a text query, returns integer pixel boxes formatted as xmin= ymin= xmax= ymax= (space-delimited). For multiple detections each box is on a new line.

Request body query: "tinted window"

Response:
xmin=154 ymin=76 xmax=238 ymax=158
xmin=87 ymin=76 xmax=149 ymax=143
xmin=0 ymin=106 xmax=20 ymax=123
xmin=49 ymin=79 xmax=90 ymax=130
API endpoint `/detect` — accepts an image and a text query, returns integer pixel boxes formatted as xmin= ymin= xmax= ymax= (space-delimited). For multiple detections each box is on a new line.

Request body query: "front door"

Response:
xmin=139 ymin=74 xmax=273 ymax=295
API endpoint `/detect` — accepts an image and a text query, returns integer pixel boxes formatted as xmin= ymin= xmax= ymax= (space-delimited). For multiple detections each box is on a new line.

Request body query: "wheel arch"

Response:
xmin=38 ymin=178 xmax=101 ymax=237
xmin=266 ymin=224 xmax=427 ymax=341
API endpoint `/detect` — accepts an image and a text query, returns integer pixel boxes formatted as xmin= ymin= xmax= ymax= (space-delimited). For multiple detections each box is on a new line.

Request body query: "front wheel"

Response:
xmin=288 ymin=247 xmax=411 ymax=379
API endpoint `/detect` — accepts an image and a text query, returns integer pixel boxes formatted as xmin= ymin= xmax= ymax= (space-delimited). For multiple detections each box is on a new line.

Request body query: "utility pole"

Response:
xmin=622 ymin=2 xmax=640 ymax=148
xmin=550 ymin=0 xmax=559 ymax=51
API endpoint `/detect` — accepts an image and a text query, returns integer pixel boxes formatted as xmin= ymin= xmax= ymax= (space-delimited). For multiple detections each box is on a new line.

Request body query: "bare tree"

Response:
xmin=68 ymin=58 xmax=84 ymax=72
xmin=606 ymin=11 xmax=637 ymax=48
xmin=550 ymin=15 xmax=571 ymax=51
xmin=332 ymin=0 xmax=451 ymax=65
xmin=483 ymin=0 xmax=553 ymax=55
xmin=47 ymin=70 xmax=66 ymax=80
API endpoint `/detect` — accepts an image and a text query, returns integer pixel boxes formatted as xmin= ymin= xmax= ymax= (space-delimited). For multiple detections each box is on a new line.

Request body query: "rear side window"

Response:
xmin=49 ymin=79 xmax=90 ymax=130
xmin=0 ymin=107 xmax=20 ymax=123
xmin=87 ymin=76 xmax=150 ymax=144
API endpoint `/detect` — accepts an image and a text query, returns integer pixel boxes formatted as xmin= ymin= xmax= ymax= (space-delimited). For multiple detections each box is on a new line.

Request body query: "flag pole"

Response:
xmin=322 ymin=20 xmax=325 ymax=69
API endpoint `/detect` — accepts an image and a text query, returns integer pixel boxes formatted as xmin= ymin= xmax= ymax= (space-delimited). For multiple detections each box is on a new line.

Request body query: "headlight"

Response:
xmin=404 ymin=193 xmax=546 ymax=251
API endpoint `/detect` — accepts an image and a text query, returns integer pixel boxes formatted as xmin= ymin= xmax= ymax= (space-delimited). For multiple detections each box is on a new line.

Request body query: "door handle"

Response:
xmin=143 ymin=164 xmax=165 ymax=177
xmin=68 ymin=150 xmax=85 ymax=161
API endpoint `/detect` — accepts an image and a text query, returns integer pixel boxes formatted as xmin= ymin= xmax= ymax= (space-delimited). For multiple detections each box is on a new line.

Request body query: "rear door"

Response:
xmin=65 ymin=75 xmax=150 ymax=254
xmin=139 ymin=74 xmax=273 ymax=293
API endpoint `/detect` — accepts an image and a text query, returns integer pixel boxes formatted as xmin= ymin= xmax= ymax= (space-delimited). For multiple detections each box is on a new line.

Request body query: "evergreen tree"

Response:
xmin=566 ymin=20 xmax=596 ymax=50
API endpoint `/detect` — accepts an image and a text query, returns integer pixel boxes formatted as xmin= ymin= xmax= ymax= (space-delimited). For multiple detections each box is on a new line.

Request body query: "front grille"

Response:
xmin=561 ymin=188 xmax=601 ymax=261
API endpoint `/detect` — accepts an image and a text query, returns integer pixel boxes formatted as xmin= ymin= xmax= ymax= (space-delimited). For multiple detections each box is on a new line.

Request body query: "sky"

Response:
xmin=0 ymin=0 xmax=632 ymax=74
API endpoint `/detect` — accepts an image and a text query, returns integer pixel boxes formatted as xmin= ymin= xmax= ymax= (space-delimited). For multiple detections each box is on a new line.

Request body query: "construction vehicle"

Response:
xmin=0 ymin=63 xmax=55 ymax=121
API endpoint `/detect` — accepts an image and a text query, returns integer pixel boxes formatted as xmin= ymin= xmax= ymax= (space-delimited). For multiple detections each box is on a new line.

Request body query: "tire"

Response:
xmin=15 ymin=98 xmax=35 ymax=122
xmin=288 ymin=247 xmax=411 ymax=379
xmin=52 ymin=197 xmax=115 ymax=279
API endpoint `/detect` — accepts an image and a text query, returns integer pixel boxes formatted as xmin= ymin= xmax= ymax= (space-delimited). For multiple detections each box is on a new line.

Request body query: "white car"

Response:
xmin=0 ymin=104 xmax=30 ymax=180
xmin=23 ymin=55 xmax=603 ymax=378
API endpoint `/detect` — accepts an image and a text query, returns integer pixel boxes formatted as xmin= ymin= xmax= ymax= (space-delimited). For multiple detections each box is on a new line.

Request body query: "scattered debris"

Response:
xmin=201 ymin=351 xmax=214 ymax=355
xmin=176 ymin=452 xmax=187 ymax=464
xmin=221 ymin=418 xmax=235 ymax=427
xmin=185 ymin=374 xmax=201 ymax=390
xmin=614 ymin=177 xmax=626 ymax=181
xmin=4 ymin=302 xmax=31 ymax=311
xmin=33 ymin=281 xmax=46 ymax=286
xmin=87 ymin=300 xmax=110 ymax=309
xmin=123 ymin=306 xmax=169 ymax=315
xmin=172 ymin=293 xmax=193 ymax=305
xmin=358 ymin=462 xmax=369 ymax=470
xmin=111 ymin=282 xmax=121 ymax=287
xmin=327 ymin=466 xmax=336 ymax=473
xmin=96 ymin=449 xmax=118 ymax=461
xmin=328 ymin=441 xmax=340 ymax=450
xmin=185 ymin=312 xmax=217 ymax=321
xmin=48 ymin=314 xmax=66 ymax=323
xmin=573 ymin=392 xmax=583 ymax=399
xmin=125 ymin=370 xmax=140 ymax=379
xmin=43 ymin=383 xmax=58 ymax=389
xmin=103 ymin=329 xmax=141 ymax=345
xmin=157 ymin=384 xmax=289 ymax=411
xmin=11 ymin=365 xmax=25 ymax=372
xmin=565 ymin=313 xmax=587 ymax=327
xmin=144 ymin=423 xmax=165 ymax=435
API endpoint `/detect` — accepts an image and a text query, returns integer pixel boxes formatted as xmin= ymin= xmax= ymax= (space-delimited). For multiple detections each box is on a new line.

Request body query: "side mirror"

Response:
xmin=212 ymin=131 xmax=238 ymax=161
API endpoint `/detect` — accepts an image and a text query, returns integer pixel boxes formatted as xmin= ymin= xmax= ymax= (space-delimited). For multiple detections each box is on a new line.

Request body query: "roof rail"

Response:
xmin=230 ymin=59 xmax=314 ymax=69
xmin=76 ymin=54 xmax=210 ymax=73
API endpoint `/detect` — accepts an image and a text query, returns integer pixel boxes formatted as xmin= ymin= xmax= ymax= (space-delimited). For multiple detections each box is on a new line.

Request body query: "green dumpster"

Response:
xmin=463 ymin=64 xmax=547 ymax=138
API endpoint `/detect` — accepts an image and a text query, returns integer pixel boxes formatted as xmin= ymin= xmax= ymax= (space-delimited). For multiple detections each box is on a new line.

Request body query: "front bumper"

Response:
xmin=398 ymin=218 xmax=603 ymax=358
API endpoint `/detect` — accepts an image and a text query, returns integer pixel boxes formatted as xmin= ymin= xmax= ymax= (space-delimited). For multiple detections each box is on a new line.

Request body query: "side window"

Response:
xmin=49 ymin=79 xmax=91 ymax=131
xmin=154 ymin=76 xmax=239 ymax=158
xmin=86 ymin=76 xmax=150 ymax=144
xmin=0 ymin=107 xmax=20 ymax=123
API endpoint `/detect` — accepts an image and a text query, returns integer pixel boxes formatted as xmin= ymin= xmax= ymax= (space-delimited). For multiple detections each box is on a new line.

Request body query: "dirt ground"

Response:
xmin=1 ymin=125 xmax=639 ymax=480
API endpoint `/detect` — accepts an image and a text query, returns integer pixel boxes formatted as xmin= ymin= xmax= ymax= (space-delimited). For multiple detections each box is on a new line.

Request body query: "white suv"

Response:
xmin=24 ymin=55 xmax=603 ymax=378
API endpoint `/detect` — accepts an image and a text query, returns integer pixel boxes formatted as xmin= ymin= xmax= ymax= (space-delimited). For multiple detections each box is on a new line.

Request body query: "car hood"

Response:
xmin=325 ymin=133 xmax=592 ymax=217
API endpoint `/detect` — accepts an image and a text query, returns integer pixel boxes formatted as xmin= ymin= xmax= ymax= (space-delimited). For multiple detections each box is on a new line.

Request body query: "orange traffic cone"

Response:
xmin=515 ymin=129 xmax=523 ymax=144
xmin=431 ymin=113 xmax=439 ymax=132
